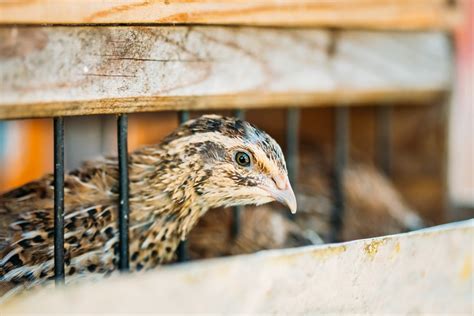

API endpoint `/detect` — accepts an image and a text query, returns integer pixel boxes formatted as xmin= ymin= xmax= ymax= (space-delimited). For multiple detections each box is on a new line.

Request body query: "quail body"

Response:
xmin=188 ymin=205 xmax=317 ymax=260
xmin=0 ymin=115 xmax=296 ymax=295
xmin=188 ymin=147 xmax=424 ymax=260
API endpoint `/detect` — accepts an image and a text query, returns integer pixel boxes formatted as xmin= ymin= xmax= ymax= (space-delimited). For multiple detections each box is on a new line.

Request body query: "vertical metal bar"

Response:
xmin=0 ymin=121 xmax=5 ymax=160
xmin=230 ymin=205 xmax=242 ymax=239
xmin=178 ymin=110 xmax=190 ymax=124
xmin=176 ymin=241 xmax=188 ymax=262
xmin=177 ymin=111 xmax=190 ymax=262
xmin=117 ymin=114 xmax=130 ymax=271
xmin=286 ymin=108 xmax=300 ymax=191
xmin=286 ymin=108 xmax=300 ymax=219
xmin=53 ymin=117 xmax=65 ymax=284
xmin=231 ymin=109 xmax=245 ymax=238
xmin=234 ymin=109 xmax=245 ymax=120
xmin=329 ymin=106 xmax=350 ymax=242
xmin=0 ymin=121 xmax=6 ymax=190
xmin=376 ymin=106 xmax=392 ymax=176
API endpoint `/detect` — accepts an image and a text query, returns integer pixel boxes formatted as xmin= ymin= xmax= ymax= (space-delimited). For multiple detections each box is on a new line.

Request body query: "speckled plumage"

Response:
xmin=293 ymin=150 xmax=425 ymax=242
xmin=187 ymin=147 xmax=424 ymax=260
xmin=0 ymin=115 xmax=295 ymax=297
xmin=188 ymin=205 xmax=317 ymax=260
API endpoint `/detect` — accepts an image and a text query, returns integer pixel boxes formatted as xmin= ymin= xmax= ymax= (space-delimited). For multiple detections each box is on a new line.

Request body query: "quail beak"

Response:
xmin=262 ymin=175 xmax=297 ymax=214
xmin=272 ymin=185 xmax=297 ymax=214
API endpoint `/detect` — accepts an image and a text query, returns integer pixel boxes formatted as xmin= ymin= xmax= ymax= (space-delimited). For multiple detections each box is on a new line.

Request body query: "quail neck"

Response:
xmin=0 ymin=114 xmax=296 ymax=293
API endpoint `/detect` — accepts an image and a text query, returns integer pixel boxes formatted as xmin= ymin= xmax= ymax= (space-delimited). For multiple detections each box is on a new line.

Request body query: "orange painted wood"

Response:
xmin=0 ymin=0 xmax=462 ymax=30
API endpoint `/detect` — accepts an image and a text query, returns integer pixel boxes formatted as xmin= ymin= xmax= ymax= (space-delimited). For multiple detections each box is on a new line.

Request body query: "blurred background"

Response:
xmin=0 ymin=1 xmax=472 ymax=252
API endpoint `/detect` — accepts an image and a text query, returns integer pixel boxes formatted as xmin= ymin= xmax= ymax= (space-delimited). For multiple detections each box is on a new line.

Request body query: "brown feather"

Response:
xmin=187 ymin=146 xmax=424 ymax=260
xmin=188 ymin=205 xmax=315 ymax=260
xmin=1 ymin=115 xmax=293 ymax=299
xmin=294 ymin=148 xmax=424 ymax=241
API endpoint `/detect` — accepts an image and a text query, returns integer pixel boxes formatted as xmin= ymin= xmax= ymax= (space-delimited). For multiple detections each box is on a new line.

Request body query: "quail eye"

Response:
xmin=235 ymin=151 xmax=251 ymax=167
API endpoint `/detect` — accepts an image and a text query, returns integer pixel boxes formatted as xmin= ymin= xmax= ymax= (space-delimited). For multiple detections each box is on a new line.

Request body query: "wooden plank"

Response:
xmin=0 ymin=0 xmax=463 ymax=30
xmin=2 ymin=221 xmax=472 ymax=313
xmin=0 ymin=27 xmax=452 ymax=119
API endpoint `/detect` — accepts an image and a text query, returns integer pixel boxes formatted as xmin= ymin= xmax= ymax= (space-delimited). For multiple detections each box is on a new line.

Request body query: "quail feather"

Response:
xmin=0 ymin=115 xmax=296 ymax=296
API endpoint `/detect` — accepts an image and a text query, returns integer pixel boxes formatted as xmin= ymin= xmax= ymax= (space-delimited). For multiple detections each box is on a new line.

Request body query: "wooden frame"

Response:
xmin=0 ymin=27 xmax=452 ymax=119
xmin=0 ymin=0 xmax=462 ymax=30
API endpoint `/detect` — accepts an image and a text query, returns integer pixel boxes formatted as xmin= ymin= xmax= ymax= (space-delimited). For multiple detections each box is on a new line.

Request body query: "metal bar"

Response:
xmin=178 ymin=110 xmax=190 ymax=123
xmin=376 ymin=106 xmax=392 ymax=176
xmin=177 ymin=110 xmax=190 ymax=262
xmin=117 ymin=114 xmax=130 ymax=271
xmin=230 ymin=205 xmax=242 ymax=239
xmin=0 ymin=121 xmax=6 ymax=160
xmin=286 ymin=108 xmax=300 ymax=191
xmin=329 ymin=106 xmax=350 ymax=242
xmin=53 ymin=117 xmax=65 ymax=284
xmin=231 ymin=109 xmax=245 ymax=238
xmin=176 ymin=241 xmax=188 ymax=262
xmin=0 ymin=121 xmax=6 ymax=190
xmin=286 ymin=108 xmax=300 ymax=220
xmin=234 ymin=109 xmax=245 ymax=120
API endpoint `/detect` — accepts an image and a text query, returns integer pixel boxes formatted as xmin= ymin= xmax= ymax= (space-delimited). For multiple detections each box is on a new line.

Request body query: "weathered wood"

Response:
xmin=0 ymin=92 xmax=450 ymax=120
xmin=0 ymin=0 xmax=462 ymax=30
xmin=0 ymin=27 xmax=452 ymax=119
xmin=2 ymin=220 xmax=472 ymax=313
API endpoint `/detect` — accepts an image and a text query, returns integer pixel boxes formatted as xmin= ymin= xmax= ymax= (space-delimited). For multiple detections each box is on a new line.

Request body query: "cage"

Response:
xmin=0 ymin=1 xmax=472 ymax=314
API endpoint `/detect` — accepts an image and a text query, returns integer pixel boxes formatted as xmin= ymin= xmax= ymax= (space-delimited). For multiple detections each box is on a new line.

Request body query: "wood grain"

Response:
xmin=0 ymin=27 xmax=452 ymax=119
xmin=3 ymin=222 xmax=472 ymax=314
xmin=0 ymin=0 xmax=462 ymax=30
